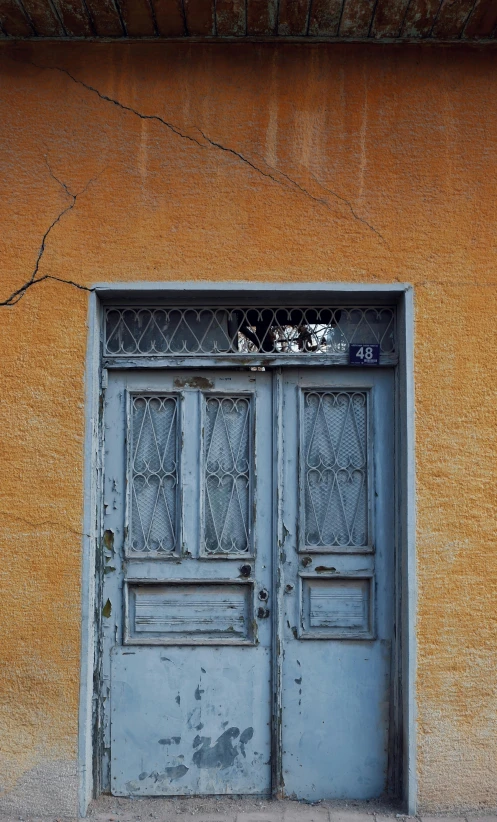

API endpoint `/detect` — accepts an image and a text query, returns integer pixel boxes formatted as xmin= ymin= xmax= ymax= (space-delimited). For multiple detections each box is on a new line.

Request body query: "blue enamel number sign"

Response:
xmin=349 ymin=343 xmax=380 ymax=365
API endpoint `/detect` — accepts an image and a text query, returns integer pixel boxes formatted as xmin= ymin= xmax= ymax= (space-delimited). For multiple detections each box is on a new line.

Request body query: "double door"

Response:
xmin=102 ymin=367 xmax=394 ymax=800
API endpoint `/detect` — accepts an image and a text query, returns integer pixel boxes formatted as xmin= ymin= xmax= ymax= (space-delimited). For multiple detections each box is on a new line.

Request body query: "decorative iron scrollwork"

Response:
xmin=105 ymin=305 xmax=396 ymax=359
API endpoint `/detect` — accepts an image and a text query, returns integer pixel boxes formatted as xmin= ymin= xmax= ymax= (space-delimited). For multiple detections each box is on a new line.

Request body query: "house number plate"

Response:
xmin=349 ymin=344 xmax=380 ymax=365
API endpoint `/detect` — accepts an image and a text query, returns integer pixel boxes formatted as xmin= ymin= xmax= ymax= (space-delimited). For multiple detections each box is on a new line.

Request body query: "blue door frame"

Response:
xmin=78 ymin=284 xmax=416 ymax=815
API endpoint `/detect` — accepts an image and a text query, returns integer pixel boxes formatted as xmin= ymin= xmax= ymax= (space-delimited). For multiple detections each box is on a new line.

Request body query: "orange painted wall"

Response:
xmin=0 ymin=41 xmax=496 ymax=813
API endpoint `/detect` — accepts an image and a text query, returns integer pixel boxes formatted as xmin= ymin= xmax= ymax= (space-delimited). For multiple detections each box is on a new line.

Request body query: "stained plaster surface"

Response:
xmin=0 ymin=41 xmax=496 ymax=815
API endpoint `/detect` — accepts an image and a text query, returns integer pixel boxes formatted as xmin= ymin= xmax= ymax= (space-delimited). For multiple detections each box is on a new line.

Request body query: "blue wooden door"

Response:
xmin=103 ymin=370 xmax=273 ymax=796
xmin=279 ymin=368 xmax=395 ymax=800
xmin=102 ymin=366 xmax=395 ymax=799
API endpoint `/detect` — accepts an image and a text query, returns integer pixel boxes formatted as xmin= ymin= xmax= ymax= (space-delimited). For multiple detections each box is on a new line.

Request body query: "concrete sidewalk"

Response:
xmin=2 ymin=795 xmax=495 ymax=822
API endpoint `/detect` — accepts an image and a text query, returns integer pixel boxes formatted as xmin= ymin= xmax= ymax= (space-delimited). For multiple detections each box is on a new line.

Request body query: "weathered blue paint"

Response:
xmin=110 ymin=646 xmax=271 ymax=795
xmin=103 ymin=370 xmax=272 ymax=796
xmin=279 ymin=368 xmax=395 ymax=800
xmin=102 ymin=365 xmax=395 ymax=799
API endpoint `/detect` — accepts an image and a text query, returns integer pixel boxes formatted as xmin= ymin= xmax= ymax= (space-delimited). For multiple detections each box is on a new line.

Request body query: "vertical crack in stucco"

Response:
xmin=17 ymin=58 xmax=385 ymax=242
xmin=0 ymin=158 xmax=97 ymax=307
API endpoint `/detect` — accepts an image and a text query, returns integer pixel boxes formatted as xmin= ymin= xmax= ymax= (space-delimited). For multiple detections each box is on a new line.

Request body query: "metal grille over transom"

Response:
xmin=128 ymin=395 xmax=179 ymax=555
xmin=105 ymin=306 xmax=396 ymax=363
xmin=302 ymin=390 xmax=369 ymax=550
xmin=203 ymin=395 xmax=252 ymax=555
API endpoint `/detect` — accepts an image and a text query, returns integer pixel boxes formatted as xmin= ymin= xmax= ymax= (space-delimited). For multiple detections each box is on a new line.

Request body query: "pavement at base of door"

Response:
xmin=1 ymin=797 xmax=496 ymax=822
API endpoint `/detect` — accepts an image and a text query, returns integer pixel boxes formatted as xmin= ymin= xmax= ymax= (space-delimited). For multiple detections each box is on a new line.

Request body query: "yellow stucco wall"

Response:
xmin=0 ymin=41 xmax=496 ymax=814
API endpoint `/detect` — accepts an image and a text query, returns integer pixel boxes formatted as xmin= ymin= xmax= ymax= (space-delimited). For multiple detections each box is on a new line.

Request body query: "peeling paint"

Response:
xmin=192 ymin=727 xmax=253 ymax=769
xmin=173 ymin=376 xmax=214 ymax=389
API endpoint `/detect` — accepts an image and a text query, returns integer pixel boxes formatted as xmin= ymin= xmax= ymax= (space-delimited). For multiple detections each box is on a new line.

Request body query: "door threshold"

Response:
xmin=87 ymin=794 xmax=405 ymax=820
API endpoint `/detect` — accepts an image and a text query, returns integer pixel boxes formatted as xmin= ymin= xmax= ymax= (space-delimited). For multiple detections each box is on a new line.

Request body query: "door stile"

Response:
xmin=271 ymin=368 xmax=284 ymax=797
xmin=100 ymin=378 xmax=127 ymax=793
xmin=388 ymin=368 xmax=402 ymax=797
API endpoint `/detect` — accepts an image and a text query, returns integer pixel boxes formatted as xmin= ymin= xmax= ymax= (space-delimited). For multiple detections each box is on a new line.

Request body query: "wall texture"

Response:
xmin=0 ymin=41 xmax=496 ymax=815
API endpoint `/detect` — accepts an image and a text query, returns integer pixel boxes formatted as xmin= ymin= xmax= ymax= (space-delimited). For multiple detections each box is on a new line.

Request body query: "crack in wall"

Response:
xmin=1 ymin=54 xmax=386 ymax=308
xmin=0 ymin=157 xmax=98 ymax=307
xmin=307 ymin=170 xmax=386 ymax=242
xmin=197 ymin=128 xmax=289 ymax=189
xmin=0 ymin=510 xmax=90 ymax=538
xmin=0 ymin=274 xmax=94 ymax=307
xmin=28 ymin=59 xmax=208 ymax=150
xmin=22 ymin=57 xmax=385 ymax=237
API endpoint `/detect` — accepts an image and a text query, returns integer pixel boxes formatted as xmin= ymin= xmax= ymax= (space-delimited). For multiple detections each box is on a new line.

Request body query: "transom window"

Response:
xmin=104 ymin=305 xmax=396 ymax=364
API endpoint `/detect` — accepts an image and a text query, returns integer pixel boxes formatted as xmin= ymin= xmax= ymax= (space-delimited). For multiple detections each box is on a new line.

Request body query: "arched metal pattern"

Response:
xmin=104 ymin=305 xmax=397 ymax=365
xmin=301 ymin=389 xmax=370 ymax=551
xmin=127 ymin=394 xmax=180 ymax=556
xmin=202 ymin=395 xmax=253 ymax=556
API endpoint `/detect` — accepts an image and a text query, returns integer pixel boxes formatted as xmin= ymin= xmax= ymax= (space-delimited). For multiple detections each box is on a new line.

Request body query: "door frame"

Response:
xmin=79 ymin=282 xmax=416 ymax=816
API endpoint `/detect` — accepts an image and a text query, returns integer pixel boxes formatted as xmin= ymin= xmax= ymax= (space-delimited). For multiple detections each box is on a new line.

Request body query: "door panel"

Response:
xmin=111 ymin=645 xmax=271 ymax=795
xmin=103 ymin=370 xmax=272 ymax=796
xmin=280 ymin=368 xmax=394 ymax=800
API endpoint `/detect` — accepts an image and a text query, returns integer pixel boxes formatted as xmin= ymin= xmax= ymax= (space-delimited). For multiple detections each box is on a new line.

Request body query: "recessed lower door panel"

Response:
xmin=110 ymin=645 xmax=271 ymax=795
